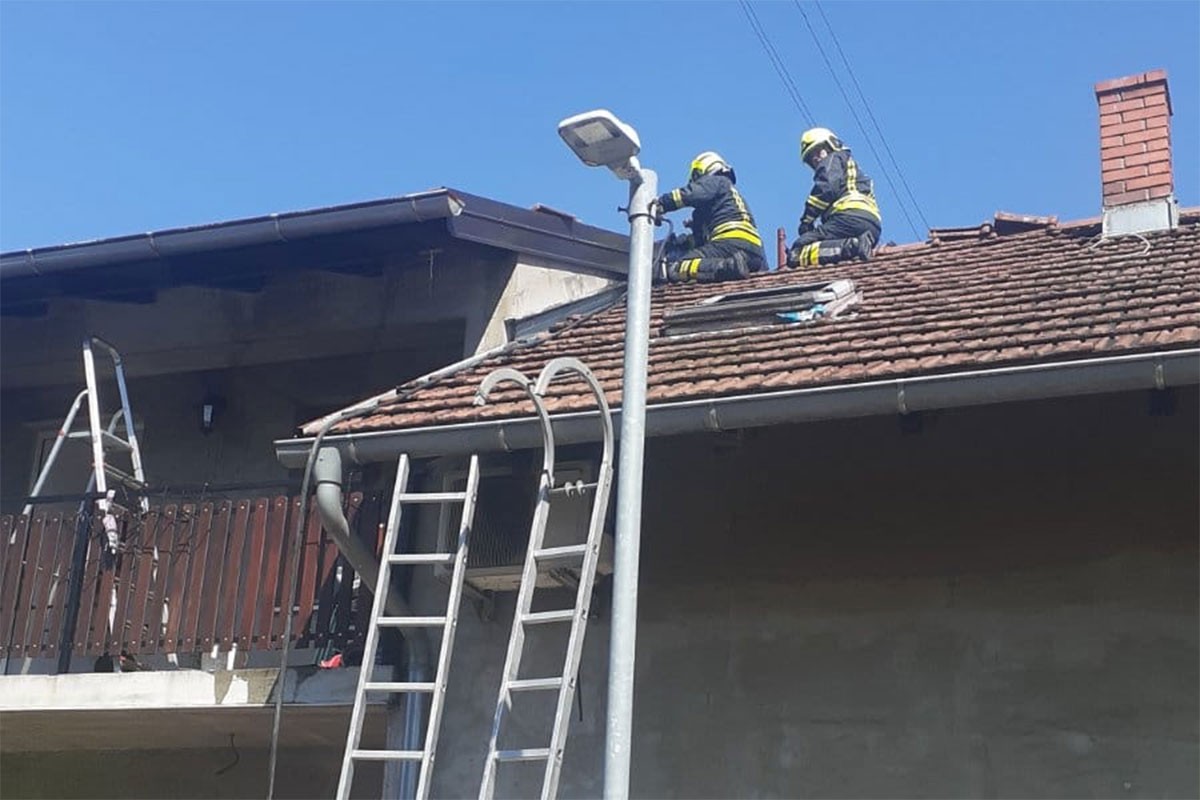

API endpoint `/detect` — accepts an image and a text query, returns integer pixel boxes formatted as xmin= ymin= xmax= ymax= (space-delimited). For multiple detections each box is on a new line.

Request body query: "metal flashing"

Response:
xmin=1102 ymin=196 xmax=1180 ymax=238
xmin=662 ymin=280 xmax=860 ymax=336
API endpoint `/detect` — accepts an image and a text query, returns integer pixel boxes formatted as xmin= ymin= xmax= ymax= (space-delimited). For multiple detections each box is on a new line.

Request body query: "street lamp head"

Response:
xmin=558 ymin=109 xmax=641 ymax=178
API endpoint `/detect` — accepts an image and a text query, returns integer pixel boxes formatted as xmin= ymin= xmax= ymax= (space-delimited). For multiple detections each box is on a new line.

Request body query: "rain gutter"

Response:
xmin=0 ymin=191 xmax=463 ymax=279
xmin=275 ymin=348 xmax=1200 ymax=468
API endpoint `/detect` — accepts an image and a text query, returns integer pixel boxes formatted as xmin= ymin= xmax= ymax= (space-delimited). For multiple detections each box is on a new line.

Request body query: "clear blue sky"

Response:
xmin=2 ymin=1 xmax=1197 ymax=252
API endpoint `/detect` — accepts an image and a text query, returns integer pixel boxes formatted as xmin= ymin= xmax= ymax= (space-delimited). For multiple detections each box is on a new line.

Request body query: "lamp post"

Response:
xmin=558 ymin=110 xmax=657 ymax=800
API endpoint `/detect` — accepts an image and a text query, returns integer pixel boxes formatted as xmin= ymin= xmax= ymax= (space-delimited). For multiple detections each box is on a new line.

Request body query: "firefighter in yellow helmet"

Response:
xmin=654 ymin=151 xmax=767 ymax=284
xmin=787 ymin=128 xmax=882 ymax=268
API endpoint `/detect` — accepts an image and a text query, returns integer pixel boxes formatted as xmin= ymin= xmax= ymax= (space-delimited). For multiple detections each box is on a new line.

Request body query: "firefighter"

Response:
xmin=654 ymin=151 xmax=767 ymax=284
xmin=787 ymin=127 xmax=882 ymax=268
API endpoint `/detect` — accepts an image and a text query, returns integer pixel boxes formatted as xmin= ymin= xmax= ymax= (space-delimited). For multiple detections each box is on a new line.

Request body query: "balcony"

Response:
xmin=1 ymin=492 xmax=382 ymax=670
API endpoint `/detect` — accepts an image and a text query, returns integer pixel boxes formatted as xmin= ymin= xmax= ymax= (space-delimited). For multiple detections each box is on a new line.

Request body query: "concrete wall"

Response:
xmin=0 ymin=251 xmax=611 ymax=509
xmin=470 ymin=254 xmax=613 ymax=354
xmin=2 ymin=387 xmax=1195 ymax=798
xmin=0 ymin=345 xmax=461 ymax=507
xmin=2 ymin=747 xmax=379 ymax=800
xmin=407 ymin=386 xmax=1198 ymax=799
xmin=1 ymin=250 xmax=612 ymax=390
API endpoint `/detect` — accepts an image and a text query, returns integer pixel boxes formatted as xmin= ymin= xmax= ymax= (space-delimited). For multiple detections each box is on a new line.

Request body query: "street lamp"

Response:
xmin=558 ymin=109 xmax=657 ymax=800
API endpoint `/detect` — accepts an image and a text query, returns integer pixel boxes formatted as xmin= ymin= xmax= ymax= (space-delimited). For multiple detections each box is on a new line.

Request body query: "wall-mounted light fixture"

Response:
xmin=200 ymin=394 xmax=226 ymax=435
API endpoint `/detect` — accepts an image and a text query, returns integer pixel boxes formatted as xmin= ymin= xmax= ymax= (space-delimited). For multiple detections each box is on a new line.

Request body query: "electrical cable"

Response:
xmin=791 ymin=0 xmax=923 ymax=239
xmin=812 ymin=0 xmax=931 ymax=232
xmin=737 ymin=0 xmax=815 ymax=126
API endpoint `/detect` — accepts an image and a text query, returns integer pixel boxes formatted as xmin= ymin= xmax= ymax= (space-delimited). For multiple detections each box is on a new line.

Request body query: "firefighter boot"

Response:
xmin=697 ymin=250 xmax=750 ymax=283
xmin=846 ymin=230 xmax=876 ymax=261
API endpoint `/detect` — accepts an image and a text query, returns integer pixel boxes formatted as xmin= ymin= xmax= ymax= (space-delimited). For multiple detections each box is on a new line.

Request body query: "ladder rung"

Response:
xmin=351 ymin=749 xmax=425 ymax=761
xmin=386 ymin=553 xmax=456 ymax=566
xmin=521 ymin=610 xmax=575 ymax=625
xmin=550 ymin=481 xmax=599 ymax=495
xmin=67 ymin=431 xmax=92 ymax=439
xmin=533 ymin=544 xmax=588 ymax=563
xmin=103 ymin=464 xmax=145 ymax=489
xmin=508 ymin=677 xmax=563 ymax=693
xmin=395 ymin=492 xmax=467 ymax=504
xmin=495 ymin=748 xmax=551 ymax=763
xmin=363 ymin=681 xmax=437 ymax=693
xmin=100 ymin=431 xmax=133 ymax=452
xmin=375 ymin=616 xmax=448 ymax=627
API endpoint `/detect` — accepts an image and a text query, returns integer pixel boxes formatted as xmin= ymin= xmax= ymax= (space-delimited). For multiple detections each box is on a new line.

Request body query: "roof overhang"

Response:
xmin=0 ymin=188 xmax=629 ymax=314
xmin=275 ymin=348 xmax=1200 ymax=469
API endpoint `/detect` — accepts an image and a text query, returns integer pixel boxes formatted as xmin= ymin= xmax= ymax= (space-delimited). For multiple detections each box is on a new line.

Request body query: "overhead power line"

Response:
xmin=738 ymin=0 xmax=815 ymax=127
xmin=791 ymin=0 xmax=924 ymax=239
xmin=812 ymin=0 xmax=931 ymax=233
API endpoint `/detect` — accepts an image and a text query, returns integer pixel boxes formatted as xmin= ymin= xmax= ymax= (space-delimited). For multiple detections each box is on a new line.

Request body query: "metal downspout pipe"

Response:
xmin=313 ymin=447 xmax=431 ymax=800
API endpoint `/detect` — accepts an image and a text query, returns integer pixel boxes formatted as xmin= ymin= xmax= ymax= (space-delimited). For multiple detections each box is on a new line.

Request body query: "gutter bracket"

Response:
xmin=1153 ymin=360 xmax=1166 ymax=391
xmin=704 ymin=405 xmax=723 ymax=432
xmin=896 ymin=382 xmax=909 ymax=415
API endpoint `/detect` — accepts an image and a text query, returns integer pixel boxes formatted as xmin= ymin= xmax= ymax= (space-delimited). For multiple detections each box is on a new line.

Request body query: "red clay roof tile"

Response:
xmin=312 ymin=212 xmax=1200 ymax=435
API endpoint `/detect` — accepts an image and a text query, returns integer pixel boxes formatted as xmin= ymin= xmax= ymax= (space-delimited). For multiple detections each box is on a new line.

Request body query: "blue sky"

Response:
xmin=2 ymin=1 xmax=1197 ymax=252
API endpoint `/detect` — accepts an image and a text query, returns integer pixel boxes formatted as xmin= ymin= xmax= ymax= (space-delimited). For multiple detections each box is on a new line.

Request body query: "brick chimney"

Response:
xmin=1095 ymin=69 xmax=1178 ymax=235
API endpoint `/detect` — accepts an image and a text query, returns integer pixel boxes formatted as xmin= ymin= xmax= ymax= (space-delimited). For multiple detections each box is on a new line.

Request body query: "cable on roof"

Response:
xmin=737 ymin=0 xmax=815 ymax=126
xmin=791 ymin=0 xmax=925 ymax=240
xmin=1086 ymin=231 xmax=1152 ymax=255
xmin=812 ymin=0 xmax=931 ymax=234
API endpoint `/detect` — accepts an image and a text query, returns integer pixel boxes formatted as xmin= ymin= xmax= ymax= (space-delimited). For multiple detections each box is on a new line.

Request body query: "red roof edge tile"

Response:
xmin=927 ymin=223 xmax=988 ymax=243
xmin=993 ymin=211 xmax=1058 ymax=235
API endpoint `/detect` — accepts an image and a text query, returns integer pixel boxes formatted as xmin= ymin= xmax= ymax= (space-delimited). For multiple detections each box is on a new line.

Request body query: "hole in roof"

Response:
xmin=661 ymin=280 xmax=860 ymax=337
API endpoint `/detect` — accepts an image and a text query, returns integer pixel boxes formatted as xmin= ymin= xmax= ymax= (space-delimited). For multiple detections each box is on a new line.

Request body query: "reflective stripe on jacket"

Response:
xmin=658 ymin=174 xmax=764 ymax=249
xmin=800 ymin=148 xmax=881 ymax=228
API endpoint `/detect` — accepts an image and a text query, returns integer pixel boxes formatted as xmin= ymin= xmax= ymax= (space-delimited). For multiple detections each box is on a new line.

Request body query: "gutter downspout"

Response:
xmin=313 ymin=447 xmax=430 ymax=800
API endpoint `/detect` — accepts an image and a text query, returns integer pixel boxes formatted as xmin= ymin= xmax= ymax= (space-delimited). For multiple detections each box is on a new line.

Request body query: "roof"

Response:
xmin=0 ymin=188 xmax=629 ymax=314
xmin=287 ymin=209 xmax=1200 ymax=454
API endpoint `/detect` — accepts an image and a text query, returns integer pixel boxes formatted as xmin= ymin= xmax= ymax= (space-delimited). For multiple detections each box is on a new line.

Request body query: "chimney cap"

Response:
xmin=1095 ymin=69 xmax=1170 ymax=101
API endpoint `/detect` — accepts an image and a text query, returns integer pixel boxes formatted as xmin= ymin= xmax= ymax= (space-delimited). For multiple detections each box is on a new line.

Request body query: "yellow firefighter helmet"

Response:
xmin=800 ymin=127 xmax=844 ymax=165
xmin=689 ymin=151 xmax=734 ymax=182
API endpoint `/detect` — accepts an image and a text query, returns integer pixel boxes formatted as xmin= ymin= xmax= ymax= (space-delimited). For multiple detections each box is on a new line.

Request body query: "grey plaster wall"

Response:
xmin=1 ymin=251 xmax=611 ymax=510
xmin=1 ymin=344 xmax=461 ymax=508
xmin=408 ymin=387 xmax=1198 ymax=799
xmin=1 ymin=747 xmax=378 ymax=799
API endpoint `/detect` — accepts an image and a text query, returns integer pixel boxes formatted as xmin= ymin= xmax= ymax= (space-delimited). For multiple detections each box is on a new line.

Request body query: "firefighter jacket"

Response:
xmin=800 ymin=148 xmax=881 ymax=231
xmin=657 ymin=174 xmax=764 ymax=251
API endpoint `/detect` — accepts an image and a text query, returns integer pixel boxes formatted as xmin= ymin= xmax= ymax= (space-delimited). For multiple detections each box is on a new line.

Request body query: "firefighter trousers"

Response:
xmin=791 ymin=213 xmax=881 ymax=267
xmin=663 ymin=240 xmax=767 ymax=284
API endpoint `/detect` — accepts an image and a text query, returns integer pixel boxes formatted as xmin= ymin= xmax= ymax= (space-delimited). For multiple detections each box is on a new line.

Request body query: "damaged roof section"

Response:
xmin=926 ymin=210 xmax=1061 ymax=244
xmin=290 ymin=209 xmax=1200 ymax=442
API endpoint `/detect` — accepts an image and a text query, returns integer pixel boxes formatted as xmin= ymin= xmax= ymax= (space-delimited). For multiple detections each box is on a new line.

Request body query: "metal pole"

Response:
xmin=55 ymin=502 xmax=93 ymax=673
xmin=604 ymin=165 xmax=657 ymax=800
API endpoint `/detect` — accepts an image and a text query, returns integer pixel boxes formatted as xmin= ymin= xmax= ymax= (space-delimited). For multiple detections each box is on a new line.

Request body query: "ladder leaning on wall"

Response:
xmin=336 ymin=356 xmax=615 ymax=800
xmin=25 ymin=336 xmax=149 ymax=557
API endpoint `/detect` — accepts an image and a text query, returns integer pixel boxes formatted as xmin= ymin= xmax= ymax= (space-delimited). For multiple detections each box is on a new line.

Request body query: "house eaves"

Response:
xmin=275 ymin=348 xmax=1199 ymax=468
xmin=0 ymin=190 xmax=464 ymax=279
xmin=0 ymin=188 xmax=630 ymax=313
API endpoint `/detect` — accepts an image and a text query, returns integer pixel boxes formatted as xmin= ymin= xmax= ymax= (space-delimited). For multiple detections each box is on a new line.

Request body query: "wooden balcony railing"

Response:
xmin=0 ymin=492 xmax=384 ymax=662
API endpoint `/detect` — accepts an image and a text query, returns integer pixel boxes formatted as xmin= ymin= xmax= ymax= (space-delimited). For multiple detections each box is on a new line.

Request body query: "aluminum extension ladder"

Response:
xmin=337 ymin=452 xmax=482 ymax=800
xmin=24 ymin=336 xmax=148 ymax=556
xmin=476 ymin=357 xmax=615 ymax=800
